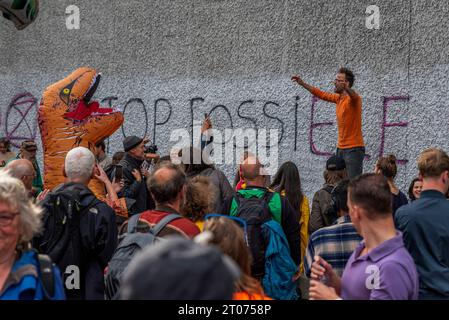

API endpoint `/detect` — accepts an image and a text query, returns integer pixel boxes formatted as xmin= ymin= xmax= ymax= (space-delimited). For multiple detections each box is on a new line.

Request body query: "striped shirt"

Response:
xmin=304 ymin=215 xmax=362 ymax=277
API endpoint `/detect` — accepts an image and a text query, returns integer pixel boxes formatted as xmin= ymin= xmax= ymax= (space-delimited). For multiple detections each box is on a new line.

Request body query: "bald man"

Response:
xmin=220 ymin=155 xmax=301 ymax=277
xmin=240 ymin=155 xmax=267 ymax=186
xmin=6 ymin=159 xmax=36 ymax=195
xmin=121 ymin=162 xmax=200 ymax=239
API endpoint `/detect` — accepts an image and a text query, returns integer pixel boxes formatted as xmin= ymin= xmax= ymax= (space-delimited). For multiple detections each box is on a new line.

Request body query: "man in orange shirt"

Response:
xmin=292 ymin=68 xmax=365 ymax=179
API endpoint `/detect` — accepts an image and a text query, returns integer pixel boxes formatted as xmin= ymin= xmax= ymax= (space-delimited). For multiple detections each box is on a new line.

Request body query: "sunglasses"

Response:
xmin=204 ymin=214 xmax=249 ymax=246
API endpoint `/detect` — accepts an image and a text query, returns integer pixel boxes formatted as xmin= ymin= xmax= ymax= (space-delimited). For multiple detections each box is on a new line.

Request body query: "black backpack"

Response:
xmin=35 ymin=185 xmax=98 ymax=285
xmin=104 ymin=212 xmax=182 ymax=300
xmin=233 ymin=191 xmax=274 ymax=278
xmin=322 ymin=185 xmax=339 ymax=226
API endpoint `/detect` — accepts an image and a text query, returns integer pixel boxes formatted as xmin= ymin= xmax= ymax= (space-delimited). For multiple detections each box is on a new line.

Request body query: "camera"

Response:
xmin=144 ymin=144 xmax=158 ymax=154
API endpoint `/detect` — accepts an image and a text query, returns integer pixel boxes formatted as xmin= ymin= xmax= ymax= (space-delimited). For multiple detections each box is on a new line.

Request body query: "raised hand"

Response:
xmin=201 ymin=117 xmax=212 ymax=133
xmin=94 ymin=164 xmax=110 ymax=183
xmin=140 ymin=168 xmax=150 ymax=179
xmin=310 ymin=255 xmax=334 ymax=281
xmin=291 ymin=75 xmax=304 ymax=86
xmin=132 ymin=169 xmax=142 ymax=182
xmin=112 ymin=178 xmax=124 ymax=193
xmin=310 ymin=255 xmax=341 ymax=292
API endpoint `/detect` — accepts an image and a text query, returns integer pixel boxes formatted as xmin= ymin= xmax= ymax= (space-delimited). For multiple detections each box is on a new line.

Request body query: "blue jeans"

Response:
xmin=336 ymin=147 xmax=365 ymax=179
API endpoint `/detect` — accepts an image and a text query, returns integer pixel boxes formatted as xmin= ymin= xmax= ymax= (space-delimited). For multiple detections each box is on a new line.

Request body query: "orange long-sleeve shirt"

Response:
xmin=311 ymin=87 xmax=364 ymax=149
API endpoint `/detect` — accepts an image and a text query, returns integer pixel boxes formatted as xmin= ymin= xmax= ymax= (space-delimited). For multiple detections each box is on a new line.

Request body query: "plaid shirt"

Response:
xmin=304 ymin=215 xmax=362 ymax=277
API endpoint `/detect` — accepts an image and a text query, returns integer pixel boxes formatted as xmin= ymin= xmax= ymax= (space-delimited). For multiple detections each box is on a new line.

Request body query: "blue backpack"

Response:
xmin=262 ymin=220 xmax=298 ymax=300
xmin=230 ymin=189 xmax=298 ymax=300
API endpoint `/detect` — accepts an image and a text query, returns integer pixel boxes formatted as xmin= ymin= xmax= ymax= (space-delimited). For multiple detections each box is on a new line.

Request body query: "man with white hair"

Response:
xmin=34 ymin=147 xmax=117 ymax=300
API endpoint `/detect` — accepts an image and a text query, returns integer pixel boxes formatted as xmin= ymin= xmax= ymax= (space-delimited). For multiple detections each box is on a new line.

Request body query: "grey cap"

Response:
xmin=123 ymin=136 xmax=144 ymax=152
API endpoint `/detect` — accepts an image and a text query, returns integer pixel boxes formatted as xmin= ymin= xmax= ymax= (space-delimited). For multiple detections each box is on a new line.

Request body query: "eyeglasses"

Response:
xmin=0 ymin=211 xmax=19 ymax=227
xmin=204 ymin=214 xmax=249 ymax=246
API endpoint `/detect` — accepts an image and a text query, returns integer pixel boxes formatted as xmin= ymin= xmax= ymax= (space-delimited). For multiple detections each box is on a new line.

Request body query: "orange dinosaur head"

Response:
xmin=39 ymin=67 xmax=124 ymax=195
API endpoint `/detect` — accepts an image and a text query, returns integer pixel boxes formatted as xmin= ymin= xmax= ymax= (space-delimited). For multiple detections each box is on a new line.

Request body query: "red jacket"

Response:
xmin=139 ymin=209 xmax=201 ymax=239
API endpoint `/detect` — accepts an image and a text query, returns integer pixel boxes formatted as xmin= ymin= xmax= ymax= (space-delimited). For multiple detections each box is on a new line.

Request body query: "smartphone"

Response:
xmin=204 ymin=112 xmax=209 ymax=119
xmin=114 ymin=165 xmax=123 ymax=181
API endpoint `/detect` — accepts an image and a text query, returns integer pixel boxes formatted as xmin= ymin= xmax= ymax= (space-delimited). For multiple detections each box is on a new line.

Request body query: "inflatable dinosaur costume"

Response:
xmin=39 ymin=67 xmax=124 ymax=197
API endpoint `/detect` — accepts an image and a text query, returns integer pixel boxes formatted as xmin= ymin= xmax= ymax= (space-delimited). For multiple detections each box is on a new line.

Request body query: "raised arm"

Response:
xmin=94 ymin=164 xmax=120 ymax=202
xmin=200 ymin=116 xmax=214 ymax=151
xmin=292 ymin=75 xmax=315 ymax=93
xmin=292 ymin=75 xmax=339 ymax=103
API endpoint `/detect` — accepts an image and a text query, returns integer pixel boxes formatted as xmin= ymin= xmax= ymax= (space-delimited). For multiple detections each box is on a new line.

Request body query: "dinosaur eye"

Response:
xmin=63 ymin=88 xmax=70 ymax=94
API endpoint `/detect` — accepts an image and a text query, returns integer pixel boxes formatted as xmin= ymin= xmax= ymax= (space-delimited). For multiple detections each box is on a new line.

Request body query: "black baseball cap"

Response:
xmin=326 ymin=155 xmax=346 ymax=171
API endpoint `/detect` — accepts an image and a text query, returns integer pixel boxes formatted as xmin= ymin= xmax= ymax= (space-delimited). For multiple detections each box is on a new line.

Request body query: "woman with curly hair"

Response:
xmin=181 ymin=175 xmax=217 ymax=230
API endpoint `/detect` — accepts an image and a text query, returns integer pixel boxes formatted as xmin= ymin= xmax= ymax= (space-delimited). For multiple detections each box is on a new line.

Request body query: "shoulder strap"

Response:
xmin=151 ymin=213 xmax=182 ymax=236
xmin=267 ymin=192 xmax=282 ymax=223
xmin=127 ymin=213 xmax=142 ymax=233
xmin=230 ymin=191 xmax=248 ymax=216
xmin=263 ymin=190 xmax=275 ymax=202
xmin=230 ymin=196 xmax=239 ymax=217
xmin=323 ymin=185 xmax=335 ymax=194
xmin=81 ymin=194 xmax=100 ymax=212
xmin=37 ymin=254 xmax=55 ymax=299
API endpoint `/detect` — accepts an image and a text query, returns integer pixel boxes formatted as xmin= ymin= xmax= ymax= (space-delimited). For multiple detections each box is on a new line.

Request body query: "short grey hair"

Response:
xmin=0 ymin=171 xmax=42 ymax=247
xmin=65 ymin=147 xmax=95 ymax=183
xmin=6 ymin=159 xmax=34 ymax=179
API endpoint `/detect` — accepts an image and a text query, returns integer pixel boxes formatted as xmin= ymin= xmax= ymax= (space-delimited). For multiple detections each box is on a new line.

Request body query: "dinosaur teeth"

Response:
xmin=92 ymin=111 xmax=112 ymax=116
xmin=84 ymin=73 xmax=100 ymax=99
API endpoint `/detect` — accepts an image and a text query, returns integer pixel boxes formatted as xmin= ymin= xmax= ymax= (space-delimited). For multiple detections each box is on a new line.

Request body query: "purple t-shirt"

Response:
xmin=340 ymin=232 xmax=419 ymax=300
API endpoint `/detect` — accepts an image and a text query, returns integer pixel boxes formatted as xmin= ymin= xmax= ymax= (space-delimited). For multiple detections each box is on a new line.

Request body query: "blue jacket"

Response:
xmin=0 ymin=250 xmax=65 ymax=300
xmin=395 ymin=190 xmax=449 ymax=299
xmin=262 ymin=220 xmax=298 ymax=300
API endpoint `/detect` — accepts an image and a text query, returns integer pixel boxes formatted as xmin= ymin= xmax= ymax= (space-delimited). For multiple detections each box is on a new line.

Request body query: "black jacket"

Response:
xmin=219 ymin=186 xmax=301 ymax=266
xmin=118 ymin=153 xmax=155 ymax=215
xmin=34 ymin=182 xmax=118 ymax=300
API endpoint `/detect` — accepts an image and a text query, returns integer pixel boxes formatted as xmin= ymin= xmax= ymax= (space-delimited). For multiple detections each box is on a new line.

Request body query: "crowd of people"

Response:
xmin=1 ymin=135 xmax=448 ymax=300
xmin=0 ymin=68 xmax=448 ymax=300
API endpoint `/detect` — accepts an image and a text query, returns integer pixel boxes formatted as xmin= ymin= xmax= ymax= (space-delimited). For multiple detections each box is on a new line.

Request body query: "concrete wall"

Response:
xmin=1 ymin=0 xmax=449 ymax=199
